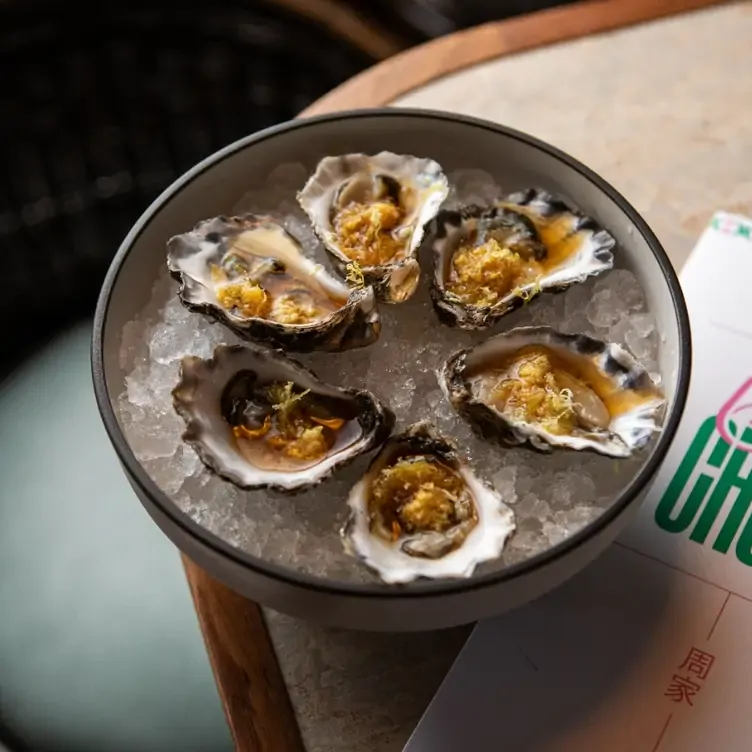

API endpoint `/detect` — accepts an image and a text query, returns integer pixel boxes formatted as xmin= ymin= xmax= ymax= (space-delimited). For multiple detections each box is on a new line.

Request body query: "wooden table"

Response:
xmin=184 ymin=1 xmax=752 ymax=749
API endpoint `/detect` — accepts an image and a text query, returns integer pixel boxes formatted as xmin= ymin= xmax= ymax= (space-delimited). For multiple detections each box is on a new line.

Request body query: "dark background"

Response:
xmin=0 ymin=0 xmax=574 ymax=359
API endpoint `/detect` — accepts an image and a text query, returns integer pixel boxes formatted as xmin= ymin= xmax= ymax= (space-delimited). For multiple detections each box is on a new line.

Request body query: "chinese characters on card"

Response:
xmin=664 ymin=648 xmax=715 ymax=706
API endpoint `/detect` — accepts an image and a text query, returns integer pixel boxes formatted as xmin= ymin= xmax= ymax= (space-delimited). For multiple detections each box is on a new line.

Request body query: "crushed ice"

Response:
xmin=114 ymin=166 xmax=661 ymax=583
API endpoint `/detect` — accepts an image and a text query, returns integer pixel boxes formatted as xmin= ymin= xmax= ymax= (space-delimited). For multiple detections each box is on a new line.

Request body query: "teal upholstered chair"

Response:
xmin=0 ymin=323 xmax=233 ymax=751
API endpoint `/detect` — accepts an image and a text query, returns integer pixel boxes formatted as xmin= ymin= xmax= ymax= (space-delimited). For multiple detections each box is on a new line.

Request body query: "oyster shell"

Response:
xmin=172 ymin=344 xmax=394 ymax=491
xmin=342 ymin=422 xmax=515 ymax=583
xmin=167 ymin=214 xmax=380 ymax=352
xmin=297 ymin=152 xmax=449 ymax=303
xmin=431 ymin=188 xmax=615 ymax=328
xmin=441 ymin=326 xmax=664 ymax=457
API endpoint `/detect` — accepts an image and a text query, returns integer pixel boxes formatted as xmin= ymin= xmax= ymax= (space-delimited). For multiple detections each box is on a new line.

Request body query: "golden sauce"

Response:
xmin=212 ymin=230 xmax=344 ymax=324
xmin=368 ymin=456 xmax=474 ymax=541
xmin=445 ymin=238 xmax=542 ymax=307
xmin=332 ymin=200 xmax=407 ymax=267
xmin=329 ymin=175 xmax=442 ymax=268
xmin=230 ymin=382 xmax=351 ymax=471
xmin=215 ymin=280 xmax=270 ymax=319
xmin=498 ymin=203 xmax=584 ymax=272
xmin=475 ymin=345 xmax=659 ymax=434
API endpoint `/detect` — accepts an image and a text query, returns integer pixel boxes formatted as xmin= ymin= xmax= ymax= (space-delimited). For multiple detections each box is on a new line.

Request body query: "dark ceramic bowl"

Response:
xmin=92 ymin=109 xmax=691 ymax=631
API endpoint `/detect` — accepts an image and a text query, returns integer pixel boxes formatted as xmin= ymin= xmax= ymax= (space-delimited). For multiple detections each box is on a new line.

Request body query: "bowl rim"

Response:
xmin=92 ymin=107 xmax=692 ymax=599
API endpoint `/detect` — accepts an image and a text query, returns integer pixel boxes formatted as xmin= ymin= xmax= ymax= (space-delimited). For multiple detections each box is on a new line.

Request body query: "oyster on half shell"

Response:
xmin=431 ymin=188 xmax=615 ymax=328
xmin=297 ymin=152 xmax=449 ymax=303
xmin=342 ymin=422 xmax=515 ymax=583
xmin=172 ymin=344 xmax=394 ymax=492
xmin=167 ymin=214 xmax=380 ymax=352
xmin=440 ymin=326 xmax=664 ymax=458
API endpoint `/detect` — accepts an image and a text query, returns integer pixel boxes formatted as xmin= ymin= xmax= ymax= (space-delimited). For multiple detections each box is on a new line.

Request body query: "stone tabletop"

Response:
xmin=394 ymin=2 xmax=752 ymax=274
xmin=263 ymin=4 xmax=752 ymax=750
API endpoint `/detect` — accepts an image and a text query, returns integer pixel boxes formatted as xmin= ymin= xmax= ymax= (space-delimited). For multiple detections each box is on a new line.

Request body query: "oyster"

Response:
xmin=431 ymin=188 xmax=615 ymax=328
xmin=342 ymin=422 xmax=515 ymax=583
xmin=172 ymin=344 xmax=394 ymax=491
xmin=441 ymin=326 xmax=664 ymax=457
xmin=297 ymin=152 xmax=449 ymax=303
xmin=167 ymin=214 xmax=380 ymax=352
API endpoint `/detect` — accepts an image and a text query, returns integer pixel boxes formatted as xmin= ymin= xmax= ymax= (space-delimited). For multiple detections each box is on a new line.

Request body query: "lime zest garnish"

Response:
xmin=345 ymin=261 xmax=366 ymax=289
xmin=513 ymin=275 xmax=543 ymax=304
xmin=268 ymin=381 xmax=310 ymax=429
xmin=557 ymin=387 xmax=576 ymax=419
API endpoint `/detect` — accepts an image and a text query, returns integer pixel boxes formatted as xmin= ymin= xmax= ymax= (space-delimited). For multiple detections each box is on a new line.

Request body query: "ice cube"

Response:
xmin=586 ymin=289 xmax=628 ymax=329
xmin=492 ymin=466 xmax=517 ymax=504
xmin=625 ymin=312 xmax=658 ymax=362
xmin=541 ymin=520 xmax=568 ymax=546
xmin=595 ymin=268 xmax=644 ymax=311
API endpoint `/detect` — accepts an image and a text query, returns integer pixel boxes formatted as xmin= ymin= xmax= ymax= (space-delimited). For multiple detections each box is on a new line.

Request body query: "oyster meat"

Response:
xmin=441 ymin=326 xmax=664 ymax=457
xmin=172 ymin=344 xmax=394 ymax=491
xmin=431 ymin=188 xmax=615 ymax=328
xmin=297 ymin=152 xmax=449 ymax=303
xmin=167 ymin=214 xmax=380 ymax=352
xmin=342 ymin=422 xmax=515 ymax=583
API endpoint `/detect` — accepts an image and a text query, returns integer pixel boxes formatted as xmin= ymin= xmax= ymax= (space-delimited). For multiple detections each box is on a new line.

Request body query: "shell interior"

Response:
xmin=297 ymin=152 xmax=449 ymax=301
xmin=344 ymin=423 xmax=515 ymax=583
xmin=432 ymin=189 xmax=615 ymax=327
xmin=500 ymin=188 xmax=616 ymax=290
xmin=168 ymin=215 xmax=352 ymax=324
xmin=442 ymin=327 xmax=665 ymax=458
xmin=172 ymin=344 xmax=393 ymax=491
xmin=166 ymin=215 xmax=380 ymax=352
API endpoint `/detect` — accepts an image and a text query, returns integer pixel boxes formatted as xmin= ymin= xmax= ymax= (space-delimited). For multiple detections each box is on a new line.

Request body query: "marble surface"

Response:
xmin=268 ymin=611 xmax=470 ymax=752
xmin=396 ymin=2 xmax=752 ymax=272
xmin=270 ymin=4 xmax=752 ymax=750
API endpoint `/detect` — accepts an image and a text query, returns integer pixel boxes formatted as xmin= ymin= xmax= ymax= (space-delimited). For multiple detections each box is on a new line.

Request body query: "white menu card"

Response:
xmin=405 ymin=213 xmax=752 ymax=752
